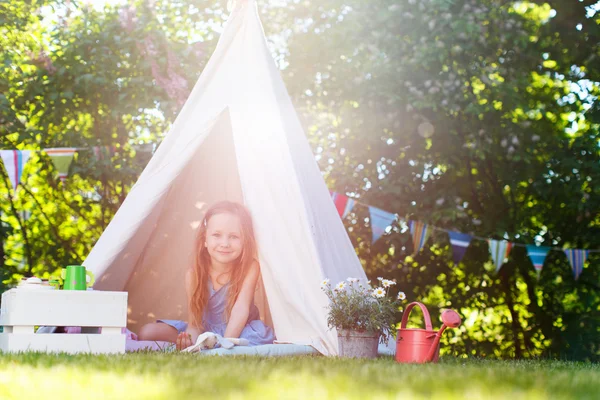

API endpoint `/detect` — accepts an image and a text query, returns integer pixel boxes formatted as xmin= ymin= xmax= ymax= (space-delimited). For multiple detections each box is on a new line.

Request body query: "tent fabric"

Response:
xmin=83 ymin=0 xmax=366 ymax=356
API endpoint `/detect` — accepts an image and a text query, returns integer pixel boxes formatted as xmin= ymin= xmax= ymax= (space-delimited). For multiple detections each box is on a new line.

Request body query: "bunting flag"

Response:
xmin=92 ymin=146 xmax=116 ymax=161
xmin=20 ymin=210 xmax=32 ymax=221
xmin=448 ymin=231 xmax=472 ymax=265
xmin=488 ymin=239 xmax=513 ymax=273
xmin=410 ymin=220 xmax=432 ymax=254
xmin=331 ymin=192 xmax=356 ymax=219
xmin=369 ymin=206 xmax=397 ymax=244
xmin=564 ymin=249 xmax=589 ymax=280
xmin=134 ymin=143 xmax=155 ymax=153
xmin=45 ymin=148 xmax=76 ymax=183
xmin=0 ymin=150 xmax=31 ymax=193
xmin=526 ymin=245 xmax=551 ymax=276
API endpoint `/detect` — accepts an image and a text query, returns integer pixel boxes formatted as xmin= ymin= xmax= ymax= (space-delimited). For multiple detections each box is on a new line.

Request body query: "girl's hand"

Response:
xmin=176 ymin=331 xmax=193 ymax=351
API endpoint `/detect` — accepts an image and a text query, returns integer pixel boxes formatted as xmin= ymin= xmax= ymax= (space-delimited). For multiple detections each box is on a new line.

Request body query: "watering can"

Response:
xmin=395 ymin=302 xmax=461 ymax=363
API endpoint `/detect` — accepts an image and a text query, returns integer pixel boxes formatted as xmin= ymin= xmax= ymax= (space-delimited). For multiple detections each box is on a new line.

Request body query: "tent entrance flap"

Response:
xmin=87 ymin=110 xmax=238 ymax=293
xmin=122 ymin=112 xmax=245 ymax=330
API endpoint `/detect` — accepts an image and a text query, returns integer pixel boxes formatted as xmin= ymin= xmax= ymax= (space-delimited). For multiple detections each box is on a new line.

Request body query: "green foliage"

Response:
xmin=0 ymin=0 xmax=207 ymax=278
xmin=283 ymin=0 xmax=600 ymax=361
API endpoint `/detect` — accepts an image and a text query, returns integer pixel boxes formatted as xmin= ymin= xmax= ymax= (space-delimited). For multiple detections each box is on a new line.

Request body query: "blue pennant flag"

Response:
xmin=526 ymin=245 xmax=551 ymax=276
xmin=369 ymin=206 xmax=396 ymax=244
xmin=448 ymin=231 xmax=472 ymax=265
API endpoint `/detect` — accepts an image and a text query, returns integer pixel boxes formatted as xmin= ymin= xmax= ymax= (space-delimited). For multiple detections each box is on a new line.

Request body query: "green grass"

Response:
xmin=0 ymin=353 xmax=598 ymax=399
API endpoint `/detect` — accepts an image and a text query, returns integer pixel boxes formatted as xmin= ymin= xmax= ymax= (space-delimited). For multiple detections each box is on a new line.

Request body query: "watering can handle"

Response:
xmin=400 ymin=302 xmax=433 ymax=331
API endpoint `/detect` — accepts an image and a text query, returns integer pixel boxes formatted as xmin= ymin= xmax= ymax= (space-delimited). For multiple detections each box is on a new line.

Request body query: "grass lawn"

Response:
xmin=0 ymin=353 xmax=598 ymax=399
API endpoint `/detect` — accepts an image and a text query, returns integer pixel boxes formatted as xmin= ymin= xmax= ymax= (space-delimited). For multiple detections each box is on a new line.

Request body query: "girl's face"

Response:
xmin=205 ymin=212 xmax=243 ymax=266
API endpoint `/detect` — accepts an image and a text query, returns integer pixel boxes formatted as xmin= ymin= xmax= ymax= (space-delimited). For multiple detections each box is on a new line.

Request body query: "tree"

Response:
xmin=0 ymin=0 xmax=206 ymax=277
xmin=281 ymin=0 xmax=599 ymax=360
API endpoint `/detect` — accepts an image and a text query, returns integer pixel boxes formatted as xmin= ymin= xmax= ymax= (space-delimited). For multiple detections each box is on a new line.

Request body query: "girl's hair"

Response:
xmin=188 ymin=201 xmax=258 ymax=330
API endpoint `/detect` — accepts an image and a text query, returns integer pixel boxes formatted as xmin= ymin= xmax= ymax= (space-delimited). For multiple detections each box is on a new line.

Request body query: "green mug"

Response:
xmin=61 ymin=265 xmax=95 ymax=290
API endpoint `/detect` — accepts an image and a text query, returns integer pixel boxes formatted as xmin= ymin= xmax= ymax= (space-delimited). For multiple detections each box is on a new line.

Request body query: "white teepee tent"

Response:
xmin=83 ymin=0 xmax=366 ymax=356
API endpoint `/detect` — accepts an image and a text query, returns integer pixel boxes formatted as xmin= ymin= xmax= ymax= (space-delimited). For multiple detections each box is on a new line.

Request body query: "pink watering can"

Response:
xmin=395 ymin=302 xmax=462 ymax=363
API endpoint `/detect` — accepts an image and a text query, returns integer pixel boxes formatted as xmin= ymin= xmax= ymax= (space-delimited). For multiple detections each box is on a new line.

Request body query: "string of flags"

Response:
xmin=0 ymin=145 xmax=152 ymax=191
xmin=0 ymin=146 xmax=593 ymax=281
xmin=329 ymin=191 xmax=595 ymax=281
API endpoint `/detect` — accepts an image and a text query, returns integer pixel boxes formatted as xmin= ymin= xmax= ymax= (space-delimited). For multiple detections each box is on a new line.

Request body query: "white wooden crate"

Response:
xmin=0 ymin=289 xmax=128 ymax=354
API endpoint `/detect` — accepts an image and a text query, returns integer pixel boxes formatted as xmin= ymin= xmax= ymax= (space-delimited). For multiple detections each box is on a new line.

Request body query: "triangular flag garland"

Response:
xmin=331 ymin=192 xmax=356 ymax=219
xmin=0 ymin=146 xmax=598 ymax=282
xmin=410 ymin=220 xmax=432 ymax=254
xmin=564 ymin=249 xmax=589 ymax=280
xmin=488 ymin=239 xmax=513 ymax=273
xmin=526 ymin=245 xmax=551 ymax=276
xmin=0 ymin=145 xmax=140 ymax=189
xmin=326 ymin=189 xmax=595 ymax=279
xmin=369 ymin=206 xmax=397 ymax=244
xmin=45 ymin=148 xmax=76 ymax=183
xmin=0 ymin=150 xmax=31 ymax=193
xmin=448 ymin=231 xmax=473 ymax=265
xmin=0 ymin=145 xmax=151 ymax=193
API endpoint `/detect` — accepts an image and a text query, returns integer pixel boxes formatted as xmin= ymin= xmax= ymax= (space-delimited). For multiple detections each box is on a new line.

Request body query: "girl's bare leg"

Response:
xmin=137 ymin=322 xmax=179 ymax=343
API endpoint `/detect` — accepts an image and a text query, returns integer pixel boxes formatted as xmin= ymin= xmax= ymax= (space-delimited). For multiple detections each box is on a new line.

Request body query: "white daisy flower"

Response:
xmin=372 ymin=287 xmax=385 ymax=298
xmin=377 ymin=277 xmax=384 ymax=282
xmin=336 ymin=282 xmax=346 ymax=291
xmin=382 ymin=279 xmax=396 ymax=287
xmin=346 ymin=277 xmax=359 ymax=284
xmin=397 ymin=291 xmax=406 ymax=301
xmin=320 ymin=279 xmax=330 ymax=288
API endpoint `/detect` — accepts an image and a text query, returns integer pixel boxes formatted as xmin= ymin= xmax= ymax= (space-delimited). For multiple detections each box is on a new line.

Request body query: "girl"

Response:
xmin=138 ymin=201 xmax=275 ymax=350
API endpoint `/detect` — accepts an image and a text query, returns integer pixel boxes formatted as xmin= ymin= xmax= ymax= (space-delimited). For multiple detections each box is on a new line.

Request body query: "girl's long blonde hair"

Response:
xmin=188 ymin=201 xmax=258 ymax=331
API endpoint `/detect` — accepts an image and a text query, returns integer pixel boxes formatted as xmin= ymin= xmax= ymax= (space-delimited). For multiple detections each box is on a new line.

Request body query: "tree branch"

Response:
xmin=0 ymin=168 xmax=34 ymax=273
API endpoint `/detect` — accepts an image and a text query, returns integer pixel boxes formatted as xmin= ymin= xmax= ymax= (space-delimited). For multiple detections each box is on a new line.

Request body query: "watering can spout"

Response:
xmin=395 ymin=302 xmax=462 ymax=364
xmin=425 ymin=309 xmax=462 ymax=362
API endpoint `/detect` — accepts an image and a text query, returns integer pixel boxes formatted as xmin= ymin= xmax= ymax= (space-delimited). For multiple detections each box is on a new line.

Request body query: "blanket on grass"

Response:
xmin=36 ymin=327 xmax=394 ymax=356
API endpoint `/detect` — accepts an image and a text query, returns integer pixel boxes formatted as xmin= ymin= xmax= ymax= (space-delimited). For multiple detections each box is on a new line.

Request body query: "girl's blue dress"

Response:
xmin=158 ymin=281 xmax=275 ymax=346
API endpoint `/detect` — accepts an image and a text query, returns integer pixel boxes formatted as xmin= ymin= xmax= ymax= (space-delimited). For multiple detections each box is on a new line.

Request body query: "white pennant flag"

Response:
xmin=0 ymin=150 xmax=32 ymax=193
xmin=488 ymin=239 xmax=513 ymax=273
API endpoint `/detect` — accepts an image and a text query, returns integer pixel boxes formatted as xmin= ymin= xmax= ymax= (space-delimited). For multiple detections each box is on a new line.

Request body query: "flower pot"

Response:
xmin=337 ymin=329 xmax=379 ymax=358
